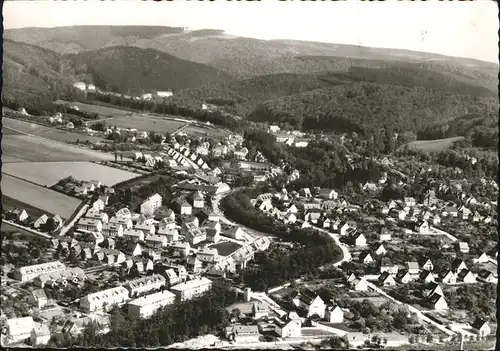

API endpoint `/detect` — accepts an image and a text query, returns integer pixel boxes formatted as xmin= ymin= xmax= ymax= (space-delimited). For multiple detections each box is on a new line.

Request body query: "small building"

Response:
xmin=379 ymin=272 xmax=397 ymax=286
xmin=373 ymin=243 xmax=386 ymax=256
xmin=5 ymin=317 xmax=35 ymax=344
xmin=276 ymin=318 xmax=301 ymax=338
xmin=451 ymin=259 xmax=468 ymax=273
xmin=350 ymin=277 xmax=368 ymax=291
xmin=419 ymin=270 xmax=435 ymax=283
xmin=29 ymin=289 xmax=48 ymax=309
xmin=325 ymin=305 xmax=344 ymax=323
xmin=419 ymin=258 xmax=434 ymax=271
xmin=145 ymin=234 xmax=168 ymax=248
xmin=359 ymin=251 xmax=374 ymax=264
xmin=30 ymin=323 xmax=51 ymax=346
xmin=441 ymin=270 xmax=457 ymax=285
xmin=427 ymin=293 xmax=448 ymax=310
xmin=351 ymin=232 xmax=367 ymax=247
xmin=471 ymin=318 xmax=491 ymax=337
xmin=396 ymin=270 xmax=413 ymax=284
xmin=225 ymin=226 xmax=245 ymax=240
xmin=414 ymin=220 xmax=431 ymax=234
xmin=192 ymin=191 xmax=205 ymax=209
xmin=225 ymin=324 xmax=260 ymax=343
xmin=457 ymin=269 xmax=476 ymax=284
xmin=458 ymin=242 xmax=470 ymax=254
xmin=406 ymin=261 xmax=420 ymax=275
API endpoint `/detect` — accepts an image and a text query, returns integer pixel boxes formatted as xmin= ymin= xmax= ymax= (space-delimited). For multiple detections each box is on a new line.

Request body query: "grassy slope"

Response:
xmin=67 ymin=46 xmax=234 ymax=94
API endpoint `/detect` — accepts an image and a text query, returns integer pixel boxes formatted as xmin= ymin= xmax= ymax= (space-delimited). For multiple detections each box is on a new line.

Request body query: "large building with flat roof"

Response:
xmin=170 ymin=277 xmax=212 ymax=301
xmin=128 ymin=290 xmax=176 ymax=319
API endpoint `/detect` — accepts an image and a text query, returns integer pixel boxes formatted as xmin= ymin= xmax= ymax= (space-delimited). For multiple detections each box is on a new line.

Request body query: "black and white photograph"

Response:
xmin=1 ymin=0 xmax=498 ymax=349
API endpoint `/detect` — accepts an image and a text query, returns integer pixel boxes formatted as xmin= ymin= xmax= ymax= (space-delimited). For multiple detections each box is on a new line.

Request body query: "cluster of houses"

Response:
xmin=5 ymin=209 xmax=63 ymax=232
xmin=165 ymin=144 xmax=210 ymax=170
xmin=268 ymin=125 xmax=311 ymax=148
xmin=224 ymin=287 xmax=345 ymax=343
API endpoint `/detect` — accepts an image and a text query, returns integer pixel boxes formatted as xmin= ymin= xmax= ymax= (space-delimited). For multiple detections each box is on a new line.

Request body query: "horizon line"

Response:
xmin=4 ymin=24 xmax=499 ymax=65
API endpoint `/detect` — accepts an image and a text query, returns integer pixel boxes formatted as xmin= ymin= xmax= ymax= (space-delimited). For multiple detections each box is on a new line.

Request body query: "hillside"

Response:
xmin=2 ymin=39 xmax=79 ymax=102
xmin=67 ymin=46 xmax=234 ymax=94
xmin=6 ymin=26 xmax=498 ymax=80
xmin=173 ymin=62 xmax=497 ymax=116
xmin=248 ymin=82 xmax=499 ymax=134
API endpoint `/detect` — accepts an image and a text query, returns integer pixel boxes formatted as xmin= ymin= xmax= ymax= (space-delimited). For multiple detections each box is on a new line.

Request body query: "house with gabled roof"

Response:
xmin=378 ymin=271 xmax=396 ymax=286
xmin=33 ymin=214 xmax=49 ymax=229
xmin=458 ymin=241 xmax=469 ymax=254
xmin=396 ymin=270 xmax=413 ymax=284
xmin=290 ymin=290 xmax=326 ymax=318
xmin=471 ymin=318 xmax=491 ymax=337
xmin=419 ymin=270 xmax=435 ymax=283
xmin=457 ymin=269 xmax=476 ymax=284
xmin=419 ymin=258 xmax=434 ymax=271
xmin=350 ymin=277 xmax=368 ymax=291
xmin=373 ymin=243 xmax=386 ymax=256
xmin=440 ymin=270 xmax=457 ymax=285
xmin=350 ymin=232 xmax=367 ymax=247
xmin=414 ymin=220 xmax=431 ymax=234
xmin=477 ymin=269 xmax=496 ymax=283
xmin=451 ymin=258 xmax=467 ymax=273
xmin=319 ymin=188 xmax=338 ymax=200
xmin=422 ymin=282 xmax=443 ymax=298
xmin=427 ymin=293 xmax=448 ymax=310
xmin=359 ymin=251 xmax=374 ymax=264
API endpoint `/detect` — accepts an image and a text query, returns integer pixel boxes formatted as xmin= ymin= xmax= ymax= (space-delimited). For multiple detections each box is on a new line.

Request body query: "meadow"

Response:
xmin=104 ymin=114 xmax=186 ymax=134
xmin=2 ymin=135 xmax=115 ymax=162
xmin=3 ymin=161 xmax=140 ymax=187
xmin=406 ymin=136 xmax=465 ymax=153
xmin=1 ymin=174 xmax=82 ymax=219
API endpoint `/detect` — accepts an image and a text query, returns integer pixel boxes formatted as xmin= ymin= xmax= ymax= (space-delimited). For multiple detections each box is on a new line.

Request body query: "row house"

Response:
xmin=101 ymin=223 xmax=124 ymax=237
xmin=109 ymin=216 xmax=133 ymax=229
xmin=196 ymin=248 xmax=219 ymax=263
xmin=159 ymin=217 xmax=176 ymax=231
xmin=34 ymin=268 xmax=86 ymax=288
xmin=157 ymin=228 xmax=180 ymax=243
xmin=80 ymin=286 xmax=130 ymax=312
xmin=125 ymin=242 xmax=143 ymax=257
xmin=145 ymin=234 xmax=168 ymax=248
xmin=123 ymin=228 xmax=145 ymax=242
xmin=13 ymin=261 xmax=66 ymax=282
xmin=86 ymin=210 xmax=109 ymax=224
xmin=77 ymin=218 xmax=102 ymax=233
xmin=125 ymin=274 xmax=167 ymax=298
xmin=128 ymin=290 xmax=176 ymax=319
xmin=170 ymin=277 xmax=212 ymax=302
xmin=135 ymin=222 xmax=156 ymax=235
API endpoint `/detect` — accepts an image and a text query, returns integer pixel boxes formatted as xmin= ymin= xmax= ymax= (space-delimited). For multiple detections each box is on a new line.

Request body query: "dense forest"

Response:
xmin=67 ymin=46 xmax=234 ymax=94
xmin=221 ymin=187 xmax=343 ymax=291
xmin=248 ymin=82 xmax=498 ymax=134
xmin=48 ymin=286 xmax=238 ymax=348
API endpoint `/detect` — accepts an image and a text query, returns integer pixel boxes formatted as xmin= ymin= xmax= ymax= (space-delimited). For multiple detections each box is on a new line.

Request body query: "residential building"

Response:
xmin=427 ymin=293 xmax=448 ymax=310
xmin=373 ymin=243 xmax=386 ymax=256
xmin=125 ymin=242 xmax=143 ymax=257
xmin=319 ymin=188 xmax=338 ymax=200
xmin=422 ymin=282 xmax=444 ymax=298
xmin=77 ymin=218 xmax=102 ymax=233
xmin=406 ymin=261 xmax=420 ymax=275
xmin=174 ymin=199 xmax=192 ymax=215
xmin=140 ymin=194 xmax=162 ymax=216
xmin=350 ymin=277 xmax=368 ymax=291
xmin=186 ymin=257 xmax=203 ymax=273
xmin=30 ymin=323 xmax=51 ymax=346
xmin=451 ymin=259 xmax=468 ymax=273
xmin=457 ymin=269 xmax=476 ymax=284
xmin=123 ymin=228 xmax=145 ymax=242
xmin=193 ymin=191 xmax=205 ymax=209
xmin=109 ymin=216 xmax=133 ymax=229
xmin=92 ymin=199 xmax=105 ymax=211
xmin=276 ymin=318 xmax=301 ymax=338
xmin=128 ymin=290 xmax=176 ymax=319
xmin=196 ymin=248 xmax=219 ymax=263
xmin=144 ymin=234 xmax=167 ymax=248
xmin=458 ymin=241 xmax=470 ymax=254
xmin=419 ymin=271 xmax=435 ymax=283
xmin=185 ymin=227 xmax=207 ymax=246
xmin=157 ymin=228 xmax=179 ymax=243
xmin=135 ymin=223 xmax=156 ymax=235
xmin=158 ymin=217 xmax=176 ymax=231
xmin=170 ymin=242 xmax=191 ymax=257
xmin=396 ymin=270 xmax=413 ymax=284
xmin=478 ymin=269 xmax=496 ymax=283
xmin=13 ymin=261 xmax=66 ymax=282
xmin=359 ymin=251 xmax=373 ymax=264
xmin=5 ymin=317 xmax=35 ymax=344
xmin=351 ymin=232 xmax=367 ymax=247
xmin=170 ymin=277 xmax=212 ymax=301
xmin=80 ymin=286 xmax=130 ymax=312
xmin=441 ymin=270 xmax=457 ymax=285
xmin=414 ymin=220 xmax=431 ymax=234
xmin=126 ymin=275 xmax=167 ymax=298
xmin=419 ymin=258 xmax=434 ymax=271
xmin=378 ymin=228 xmax=392 ymax=242
xmin=225 ymin=226 xmax=245 ymax=240
xmin=471 ymin=318 xmax=491 ymax=337
xmin=325 ymin=305 xmax=344 ymax=323
xmin=29 ymin=289 xmax=48 ymax=309
xmin=225 ymin=325 xmax=260 ymax=343
xmin=101 ymin=223 xmax=124 ymax=237
xmin=379 ymin=272 xmax=396 ymax=286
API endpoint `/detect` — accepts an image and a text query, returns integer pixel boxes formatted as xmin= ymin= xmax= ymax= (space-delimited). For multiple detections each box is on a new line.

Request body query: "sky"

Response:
xmin=3 ymin=0 xmax=499 ymax=63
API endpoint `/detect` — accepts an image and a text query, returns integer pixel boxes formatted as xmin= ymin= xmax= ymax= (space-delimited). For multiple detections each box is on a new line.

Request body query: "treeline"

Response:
xmin=243 ymin=130 xmax=388 ymax=189
xmin=83 ymin=92 xmax=250 ymax=133
xmin=417 ymin=111 xmax=498 ymax=149
xmin=48 ymin=286 xmax=238 ymax=348
xmin=248 ymin=82 xmax=498 ymax=134
xmin=221 ymin=188 xmax=343 ymax=291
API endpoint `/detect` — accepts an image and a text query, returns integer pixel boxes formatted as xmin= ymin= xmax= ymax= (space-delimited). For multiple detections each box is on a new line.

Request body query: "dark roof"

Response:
xmin=471 ymin=318 xmax=488 ymax=330
xmin=428 ymin=293 xmax=444 ymax=304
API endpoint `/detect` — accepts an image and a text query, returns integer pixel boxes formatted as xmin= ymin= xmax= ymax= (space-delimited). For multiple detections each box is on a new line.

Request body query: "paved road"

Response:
xmin=2 ymin=220 xmax=53 ymax=239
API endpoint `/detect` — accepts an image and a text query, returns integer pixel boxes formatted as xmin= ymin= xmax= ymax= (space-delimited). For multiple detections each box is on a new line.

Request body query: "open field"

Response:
xmin=55 ymin=100 xmax=136 ymax=118
xmin=104 ymin=115 xmax=186 ymax=133
xmin=3 ymin=162 xmax=140 ymax=187
xmin=209 ymin=241 xmax=242 ymax=256
xmin=407 ymin=136 xmax=465 ymax=152
xmin=1 ymin=174 xmax=82 ymax=219
xmin=2 ymin=195 xmax=50 ymax=219
xmin=183 ymin=124 xmax=231 ymax=138
xmin=2 ymin=117 xmax=48 ymax=134
xmin=3 ymin=117 xmax=104 ymax=143
xmin=2 ymin=135 xmax=115 ymax=162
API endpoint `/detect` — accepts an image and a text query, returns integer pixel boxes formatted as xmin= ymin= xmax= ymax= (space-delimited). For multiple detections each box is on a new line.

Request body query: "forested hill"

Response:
xmin=2 ymin=39 xmax=79 ymax=103
xmin=248 ymin=82 xmax=498 ymax=134
xmin=66 ymin=46 xmax=234 ymax=94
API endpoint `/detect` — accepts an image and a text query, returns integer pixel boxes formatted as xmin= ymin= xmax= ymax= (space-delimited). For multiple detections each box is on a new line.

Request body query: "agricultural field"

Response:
xmin=2 ymin=135 xmax=115 ymax=162
xmin=407 ymin=136 xmax=465 ymax=153
xmin=183 ymin=124 xmax=231 ymax=138
xmin=104 ymin=114 xmax=186 ymax=134
xmin=1 ymin=174 xmax=82 ymax=219
xmin=2 ymin=195 xmax=49 ymax=219
xmin=3 ymin=161 xmax=140 ymax=187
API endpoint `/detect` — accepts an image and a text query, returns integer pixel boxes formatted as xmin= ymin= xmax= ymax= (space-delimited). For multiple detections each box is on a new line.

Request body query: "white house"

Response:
xmin=80 ymin=286 xmax=130 ymax=312
xmin=325 ymin=305 xmax=344 ymax=323
xmin=128 ymin=290 xmax=176 ymax=319
xmin=140 ymin=193 xmax=162 ymax=216
xmin=126 ymin=275 xmax=166 ymax=298
xmin=5 ymin=317 xmax=35 ymax=344
xmin=170 ymin=277 xmax=212 ymax=301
